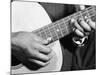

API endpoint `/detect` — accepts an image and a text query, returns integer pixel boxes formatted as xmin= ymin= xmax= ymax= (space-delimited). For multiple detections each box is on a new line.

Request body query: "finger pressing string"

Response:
xmin=79 ymin=5 xmax=85 ymax=10
xmin=78 ymin=18 xmax=91 ymax=31
xmin=75 ymin=29 xmax=84 ymax=37
xmin=71 ymin=19 xmax=84 ymax=32
xmin=75 ymin=5 xmax=85 ymax=11
xmin=84 ymin=16 xmax=96 ymax=29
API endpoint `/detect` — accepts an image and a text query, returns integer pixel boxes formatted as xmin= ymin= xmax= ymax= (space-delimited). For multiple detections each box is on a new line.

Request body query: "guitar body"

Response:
xmin=12 ymin=1 xmax=63 ymax=74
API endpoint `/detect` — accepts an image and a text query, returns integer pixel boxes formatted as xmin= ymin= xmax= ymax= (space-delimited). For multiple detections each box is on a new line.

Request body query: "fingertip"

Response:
xmin=79 ymin=5 xmax=85 ymax=10
xmin=78 ymin=19 xmax=91 ymax=31
xmin=88 ymin=19 xmax=96 ymax=29
xmin=75 ymin=29 xmax=84 ymax=37
xmin=43 ymin=39 xmax=49 ymax=44
xmin=73 ymin=19 xmax=84 ymax=32
xmin=42 ymin=61 xmax=50 ymax=67
xmin=29 ymin=59 xmax=50 ymax=67
xmin=70 ymin=18 xmax=76 ymax=23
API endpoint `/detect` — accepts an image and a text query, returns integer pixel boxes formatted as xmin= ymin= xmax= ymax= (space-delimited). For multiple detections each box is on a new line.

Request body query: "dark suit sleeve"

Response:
xmin=71 ymin=31 xmax=96 ymax=70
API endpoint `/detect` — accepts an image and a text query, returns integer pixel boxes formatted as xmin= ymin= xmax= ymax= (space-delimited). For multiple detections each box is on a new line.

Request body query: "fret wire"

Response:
xmin=36 ymin=31 xmax=41 ymax=37
xmin=62 ymin=19 xmax=68 ymax=29
xmin=54 ymin=28 xmax=59 ymax=40
xmin=34 ymin=23 xmax=54 ymax=38
xmin=33 ymin=6 xmax=95 ymax=42
xmin=44 ymin=27 xmax=52 ymax=38
xmin=88 ymin=7 xmax=95 ymax=17
xmin=48 ymin=22 xmax=57 ymax=29
xmin=49 ymin=25 xmax=60 ymax=40
xmin=57 ymin=22 xmax=64 ymax=37
xmin=72 ymin=12 xmax=78 ymax=20
xmin=93 ymin=6 xmax=96 ymax=11
xmin=55 ymin=20 xmax=66 ymax=39
xmin=88 ymin=7 xmax=95 ymax=12
xmin=80 ymin=8 xmax=88 ymax=18
xmin=40 ymin=31 xmax=46 ymax=39
xmin=42 ymin=26 xmax=48 ymax=39
xmin=49 ymin=23 xmax=61 ymax=41
xmin=86 ymin=6 xmax=92 ymax=11
xmin=53 ymin=24 xmax=62 ymax=39
xmin=86 ymin=6 xmax=95 ymax=12
xmin=67 ymin=23 xmax=73 ymax=33
xmin=38 ymin=28 xmax=43 ymax=38
xmin=71 ymin=7 xmax=94 ymax=20
xmin=49 ymin=21 xmax=63 ymax=40
xmin=34 ymin=28 xmax=42 ymax=37
xmin=79 ymin=11 xmax=84 ymax=19
xmin=66 ymin=11 xmax=81 ymax=22
xmin=59 ymin=20 xmax=66 ymax=30
xmin=33 ymin=25 xmax=50 ymax=39
xmin=89 ymin=12 xmax=95 ymax=19
xmin=49 ymin=14 xmax=95 ymax=39
xmin=85 ymin=8 xmax=90 ymax=18
xmin=37 ymin=32 xmax=42 ymax=38
xmin=64 ymin=16 xmax=76 ymax=31
xmin=46 ymin=24 xmax=53 ymax=41
xmin=63 ymin=7 xmax=93 ymax=25
xmin=63 ymin=14 xmax=71 ymax=23
xmin=62 ymin=19 xmax=69 ymax=35
xmin=65 ymin=20 xmax=73 ymax=33
xmin=52 ymin=25 xmax=59 ymax=40
xmin=40 ymin=27 xmax=48 ymax=39
xmin=44 ymin=22 xmax=59 ymax=40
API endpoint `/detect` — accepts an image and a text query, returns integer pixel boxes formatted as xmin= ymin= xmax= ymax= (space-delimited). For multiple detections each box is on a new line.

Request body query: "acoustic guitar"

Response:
xmin=11 ymin=1 xmax=96 ymax=74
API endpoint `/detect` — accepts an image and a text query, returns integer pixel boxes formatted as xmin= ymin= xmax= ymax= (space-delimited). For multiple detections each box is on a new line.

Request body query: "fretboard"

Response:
xmin=33 ymin=6 xmax=96 ymax=43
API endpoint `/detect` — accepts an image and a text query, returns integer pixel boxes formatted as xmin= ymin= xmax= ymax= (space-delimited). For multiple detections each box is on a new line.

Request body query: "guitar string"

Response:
xmin=33 ymin=6 xmax=95 ymax=34
xmin=35 ymin=13 xmax=95 ymax=42
xmin=34 ymin=6 xmax=95 ymax=42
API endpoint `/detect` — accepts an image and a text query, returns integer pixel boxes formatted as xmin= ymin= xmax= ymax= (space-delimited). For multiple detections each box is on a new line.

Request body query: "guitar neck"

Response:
xmin=33 ymin=6 xmax=96 ymax=43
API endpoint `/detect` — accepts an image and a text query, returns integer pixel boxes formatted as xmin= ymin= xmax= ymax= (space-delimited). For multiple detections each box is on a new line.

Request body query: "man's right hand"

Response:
xmin=11 ymin=31 xmax=52 ymax=67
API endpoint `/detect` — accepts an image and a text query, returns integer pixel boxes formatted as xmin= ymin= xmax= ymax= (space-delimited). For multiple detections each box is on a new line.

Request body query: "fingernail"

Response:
xmin=47 ymin=37 xmax=52 ymax=43
xmin=43 ymin=40 xmax=49 ymax=44
xmin=84 ymin=16 xmax=90 ymax=23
